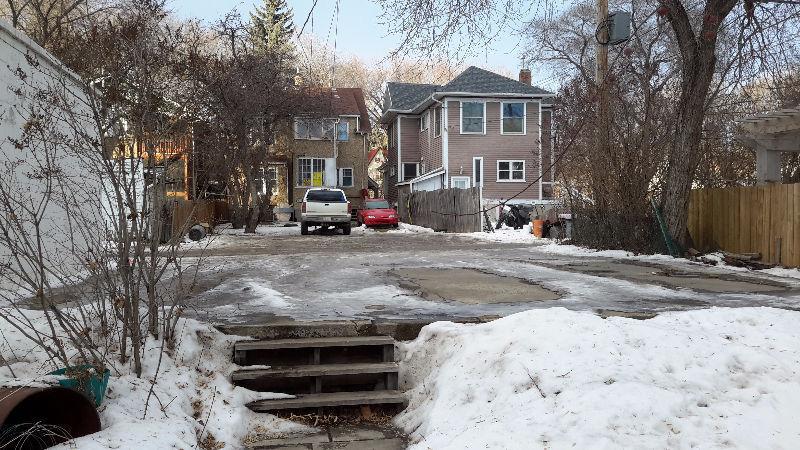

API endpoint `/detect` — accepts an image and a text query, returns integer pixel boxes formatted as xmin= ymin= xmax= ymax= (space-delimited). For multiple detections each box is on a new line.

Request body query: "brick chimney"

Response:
xmin=519 ymin=68 xmax=532 ymax=85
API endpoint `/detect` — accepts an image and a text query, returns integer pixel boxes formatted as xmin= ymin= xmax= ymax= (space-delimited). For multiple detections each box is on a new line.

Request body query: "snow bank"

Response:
xmin=0 ymin=311 xmax=310 ymax=449
xmin=397 ymin=307 xmax=800 ymax=449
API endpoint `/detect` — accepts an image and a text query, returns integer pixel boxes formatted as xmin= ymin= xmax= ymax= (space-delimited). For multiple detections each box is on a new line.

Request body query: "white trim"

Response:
xmin=396 ymin=116 xmax=402 ymax=182
xmin=538 ymin=101 xmax=543 ymax=200
xmin=338 ymin=167 xmax=354 ymax=188
xmin=443 ymin=99 xmax=450 ymax=182
xmin=407 ymin=167 xmax=445 ymax=184
xmin=472 ymin=157 xmax=484 ymax=187
xmin=459 ymin=100 xmax=486 ymax=135
xmin=451 ymin=176 xmax=470 ymax=189
xmin=501 ymin=101 xmax=527 ymax=135
xmin=497 ymin=160 xmax=526 ymax=182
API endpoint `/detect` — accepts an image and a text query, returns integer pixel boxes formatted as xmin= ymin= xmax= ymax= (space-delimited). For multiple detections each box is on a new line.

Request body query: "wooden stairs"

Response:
xmin=231 ymin=335 xmax=405 ymax=413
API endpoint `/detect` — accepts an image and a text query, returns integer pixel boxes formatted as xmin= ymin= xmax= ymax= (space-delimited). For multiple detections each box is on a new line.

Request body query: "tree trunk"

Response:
xmin=244 ymin=167 xmax=261 ymax=233
xmin=662 ymin=52 xmax=717 ymax=249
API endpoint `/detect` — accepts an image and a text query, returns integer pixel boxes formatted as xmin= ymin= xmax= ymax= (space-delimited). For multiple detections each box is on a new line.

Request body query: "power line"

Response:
xmin=330 ymin=0 xmax=340 ymax=88
xmin=296 ymin=0 xmax=320 ymax=41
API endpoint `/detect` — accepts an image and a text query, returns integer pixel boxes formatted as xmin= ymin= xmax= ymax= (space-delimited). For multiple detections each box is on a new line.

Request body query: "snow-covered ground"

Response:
xmin=397 ymin=307 xmax=800 ymax=449
xmin=0 ymin=310 xmax=311 ymax=449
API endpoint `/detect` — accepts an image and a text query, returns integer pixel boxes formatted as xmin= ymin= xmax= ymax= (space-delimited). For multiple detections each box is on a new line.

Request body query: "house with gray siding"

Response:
xmin=380 ymin=66 xmax=555 ymax=209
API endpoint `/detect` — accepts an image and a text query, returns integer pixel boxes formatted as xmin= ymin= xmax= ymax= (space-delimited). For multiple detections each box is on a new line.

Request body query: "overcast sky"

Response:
xmin=170 ymin=0 xmax=553 ymax=88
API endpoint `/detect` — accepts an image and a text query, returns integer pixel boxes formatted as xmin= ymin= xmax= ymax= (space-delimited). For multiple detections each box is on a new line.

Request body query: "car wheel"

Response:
xmin=301 ymin=222 xmax=309 ymax=235
xmin=342 ymin=224 xmax=352 ymax=235
xmin=392 ymin=223 xmax=399 ymax=228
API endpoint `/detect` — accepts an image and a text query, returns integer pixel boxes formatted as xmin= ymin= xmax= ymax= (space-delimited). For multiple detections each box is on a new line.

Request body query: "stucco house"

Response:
xmin=380 ymin=66 xmax=556 ymax=209
xmin=280 ymin=87 xmax=371 ymax=218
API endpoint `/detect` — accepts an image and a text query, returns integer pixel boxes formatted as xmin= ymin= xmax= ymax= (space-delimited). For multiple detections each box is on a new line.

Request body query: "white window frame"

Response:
xmin=337 ymin=121 xmax=350 ymax=141
xmin=460 ymin=101 xmax=486 ymax=135
xmin=339 ymin=167 xmax=354 ymax=188
xmin=420 ymin=111 xmax=429 ymax=132
xmin=451 ymin=176 xmax=470 ymax=189
xmin=402 ymin=162 xmax=420 ymax=181
xmin=473 ymin=157 xmax=483 ymax=187
xmin=297 ymin=157 xmax=326 ymax=187
xmin=434 ymin=106 xmax=442 ymax=137
xmin=501 ymin=102 xmax=526 ymax=135
xmin=497 ymin=160 xmax=525 ymax=182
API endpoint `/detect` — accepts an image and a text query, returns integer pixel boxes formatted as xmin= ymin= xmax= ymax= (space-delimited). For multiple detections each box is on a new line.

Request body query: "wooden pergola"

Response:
xmin=737 ymin=107 xmax=800 ymax=184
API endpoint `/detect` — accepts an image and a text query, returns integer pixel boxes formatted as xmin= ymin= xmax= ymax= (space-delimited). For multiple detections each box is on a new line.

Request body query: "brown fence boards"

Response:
xmin=398 ymin=187 xmax=481 ymax=233
xmin=688 ymin=183 xmax=800 ymax=267
xmin=170 ymin=199 xmax=229 ymax=239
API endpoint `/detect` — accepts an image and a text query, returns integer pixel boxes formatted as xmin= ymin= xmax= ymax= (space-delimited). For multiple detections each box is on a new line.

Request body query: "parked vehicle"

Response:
xmin=357 ymin=198 xmax=399 ymax=228
xmin=300 ymin=188 xmax=351 ymax=235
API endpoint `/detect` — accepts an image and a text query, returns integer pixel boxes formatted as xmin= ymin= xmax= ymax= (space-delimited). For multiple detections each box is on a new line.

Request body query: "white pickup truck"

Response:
xmin=300 ymin=188 xmax=352 ymax=235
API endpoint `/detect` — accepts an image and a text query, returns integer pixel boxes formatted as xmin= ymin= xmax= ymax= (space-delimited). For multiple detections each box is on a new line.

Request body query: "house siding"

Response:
xmin=541 ymin=108 xmax=554 ymax=199
xmin=288 ymin=116 xmax=368 ymax=214
xmin=419 ymin=106 xmax=443 ymax=173
xmin=387 ymin=122 xmax=399 ymax=203
xmin=446 ymin=100 xmax=541 ymax=201
xmin=400 ymin=116 xmax=421 ymax=165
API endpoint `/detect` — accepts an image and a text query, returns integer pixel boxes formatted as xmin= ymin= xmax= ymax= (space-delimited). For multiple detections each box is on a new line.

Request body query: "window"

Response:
xmin=451 ymin=176 xmax=470 ymax=189
xmin=306 ymin=190 xmax=346 ymax=202
xmin=390 ymin=166 xmax=397 ymax=177
xmin=365 ymin=200 xmax=391 ymax=209
xmin=339 ymin=168 xmax=354 ymax=187
xmin=337 ymin=121 xmax=349 ymax=141
xmin=498 ymin=160 xmax=525 ymax=182
xmin=294 ymin=118 xmax=335 ymax=140
xmin=502 ymin=102 xmax=525 ymax=134
xmin=473 ymin=157 xmax=483 ymax=187
xmin=402 ymin=162 xmax=419 ymax=181
xmin=298 ymin=158 xmax=326 ymax=186
xmin=434 ymin=107 xmax=442 ymax=137
xmin=461 ymin=101 xmax=484 ymax=134
xmin=421 ymin=111 xmax=429 ymax=131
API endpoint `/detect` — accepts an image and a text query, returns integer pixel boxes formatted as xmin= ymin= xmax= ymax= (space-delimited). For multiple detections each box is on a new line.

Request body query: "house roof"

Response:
xmin=386 ymin=82 xmax=439 ymax=111
xmin=381 ymin=66 xmax=554 ymax=123
xmin=368 ymin=147 xmax=388 ymax=163
xmin=441 ymin=66 xmax=551 ymax=96
xmin=330 ymin=87 xmax=372 ymax=132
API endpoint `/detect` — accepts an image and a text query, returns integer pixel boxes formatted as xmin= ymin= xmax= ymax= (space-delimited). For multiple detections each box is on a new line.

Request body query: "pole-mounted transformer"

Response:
xmin=596 ymin=11 xmax=631 ymax=46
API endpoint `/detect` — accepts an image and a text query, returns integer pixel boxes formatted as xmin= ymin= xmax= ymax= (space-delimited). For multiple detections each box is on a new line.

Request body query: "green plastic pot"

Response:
xmin=49 ymin=365 xmax=110 ymax=407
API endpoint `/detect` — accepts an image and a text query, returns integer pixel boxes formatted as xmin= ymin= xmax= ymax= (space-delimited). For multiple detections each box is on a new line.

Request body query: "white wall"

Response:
xmin=0 ymin=20 xmax=101 ymax=295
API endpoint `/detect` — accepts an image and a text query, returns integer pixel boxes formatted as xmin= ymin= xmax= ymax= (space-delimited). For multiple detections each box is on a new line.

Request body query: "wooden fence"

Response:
xmin=398 ymin=187 xmax=481 ymax=233
xmin=688 ymin=183 xmax=800 ymax=267
xmin=170 ymin=199 xmax=229 ymax=239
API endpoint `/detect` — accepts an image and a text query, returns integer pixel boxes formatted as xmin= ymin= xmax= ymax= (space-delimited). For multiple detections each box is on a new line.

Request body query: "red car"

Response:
xmin=357 ymin=198 xmax=399 ymax=228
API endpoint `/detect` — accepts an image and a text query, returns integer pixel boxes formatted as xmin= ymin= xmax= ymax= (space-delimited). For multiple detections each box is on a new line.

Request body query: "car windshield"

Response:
xmin=365 ymin=201 xmax=391 ymax=209
xmin=307 ymin=190 xmax=346 ymax=202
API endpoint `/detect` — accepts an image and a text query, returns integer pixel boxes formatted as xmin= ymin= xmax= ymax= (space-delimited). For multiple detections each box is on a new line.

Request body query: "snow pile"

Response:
xmin=0 ymin=311 xmax=310 ymax=449
xmin=467 ymin=225 xmax=542 ymax=243
xmin=397 ymin=307 xmax=800 ymax=449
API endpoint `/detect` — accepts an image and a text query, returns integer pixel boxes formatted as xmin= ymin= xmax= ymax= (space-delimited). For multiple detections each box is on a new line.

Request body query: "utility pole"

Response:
xmin=595 ymin=0 xmax=610 ymax=204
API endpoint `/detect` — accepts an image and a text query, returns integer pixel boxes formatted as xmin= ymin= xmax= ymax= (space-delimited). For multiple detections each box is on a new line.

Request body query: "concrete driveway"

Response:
xmin=179 ymin=225 xmax=800 ymax=327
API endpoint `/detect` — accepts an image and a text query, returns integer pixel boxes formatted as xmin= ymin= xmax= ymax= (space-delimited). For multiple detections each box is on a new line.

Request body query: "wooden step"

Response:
xmin=232 ymin=362 xmax=399 ymax=382
xmin=235 ymin=335 xmax=394 ymax=352
xmin=248 ymin=390 xmax=406 ymax=412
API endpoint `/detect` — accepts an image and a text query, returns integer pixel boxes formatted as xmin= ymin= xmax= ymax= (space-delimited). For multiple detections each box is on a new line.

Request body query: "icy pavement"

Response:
xmin=178 ymin=224 xmax=800 ymax=324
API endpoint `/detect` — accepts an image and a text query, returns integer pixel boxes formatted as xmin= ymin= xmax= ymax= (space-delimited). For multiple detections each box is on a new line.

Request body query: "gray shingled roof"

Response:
xmin=383 ymin=67 xmax=552 ymax=117
xmin=386 ymin=82 xmax=439 ymax=111
xmin=441 ymin=66 xmax=551 ymax=96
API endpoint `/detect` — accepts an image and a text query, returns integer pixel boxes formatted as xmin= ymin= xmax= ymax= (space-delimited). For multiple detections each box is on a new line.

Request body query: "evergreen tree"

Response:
xmin=250 ymin=0 xmax=295 ymax=56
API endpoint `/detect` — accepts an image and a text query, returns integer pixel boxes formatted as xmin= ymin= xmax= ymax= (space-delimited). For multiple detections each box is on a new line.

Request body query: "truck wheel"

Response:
xmin=342 ymin=224 xmax=352 ymax=235
xmin=301 ymin=222 xmax=309 ymax=235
